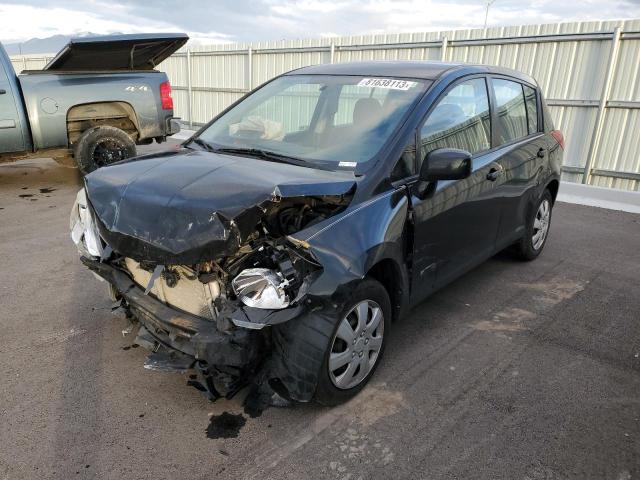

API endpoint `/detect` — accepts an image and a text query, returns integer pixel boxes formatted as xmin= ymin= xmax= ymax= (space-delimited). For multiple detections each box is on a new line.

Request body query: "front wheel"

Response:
xmin=514 ymin=189 xmax=554 ymax=261
xmin=73 ymin=126 xmax=137 ymax=175
xmin=314 ymin=279 xmax=391 ymax=405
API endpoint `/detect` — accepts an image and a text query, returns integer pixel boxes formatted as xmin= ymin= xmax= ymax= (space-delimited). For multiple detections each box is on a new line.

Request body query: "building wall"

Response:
xmin=10 ymin=19 xmax=640 ymax=190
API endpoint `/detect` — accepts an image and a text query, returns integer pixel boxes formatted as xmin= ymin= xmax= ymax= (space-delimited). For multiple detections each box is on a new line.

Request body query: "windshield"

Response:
xmin=195 ymin=74 xmax=429 ymax=168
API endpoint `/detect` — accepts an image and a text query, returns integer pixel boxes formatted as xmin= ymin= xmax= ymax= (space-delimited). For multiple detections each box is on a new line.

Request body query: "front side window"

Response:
xmin=197 ymin=75 xmax=429 ymax=168
xmin=492 ymin=79 xmax=528 ymax=144
xmin=420 ymin=78 xmax=491 ymax=166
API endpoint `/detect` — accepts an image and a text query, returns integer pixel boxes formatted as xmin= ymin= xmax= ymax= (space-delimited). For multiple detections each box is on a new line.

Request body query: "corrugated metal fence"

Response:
xmin=10 ymin=19 xmax=640 ymax=190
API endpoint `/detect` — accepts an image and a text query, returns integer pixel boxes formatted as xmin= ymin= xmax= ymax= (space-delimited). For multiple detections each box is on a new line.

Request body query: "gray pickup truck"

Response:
xmin=0 ymin=33 xmax=187 ymax=173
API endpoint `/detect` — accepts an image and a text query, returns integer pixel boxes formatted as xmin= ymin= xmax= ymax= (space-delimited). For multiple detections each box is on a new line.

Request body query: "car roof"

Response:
xmin=286 ymin=60 xmax=537 ymax=85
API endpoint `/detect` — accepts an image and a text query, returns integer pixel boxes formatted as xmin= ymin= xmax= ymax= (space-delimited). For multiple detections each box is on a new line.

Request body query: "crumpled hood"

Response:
xmin=84 ymin=149 xmax=355 ymax=264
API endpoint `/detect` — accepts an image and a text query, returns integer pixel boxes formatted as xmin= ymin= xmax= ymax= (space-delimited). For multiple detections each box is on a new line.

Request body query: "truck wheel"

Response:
xmin=74 ymin=126 xmax=136 ymax=175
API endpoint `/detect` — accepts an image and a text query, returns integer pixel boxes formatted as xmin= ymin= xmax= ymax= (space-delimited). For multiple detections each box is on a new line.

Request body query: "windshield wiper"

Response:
xmin=187 ymin=138 xmax=217 ymax=152
xmin=214 ymin=147 xmax=307 ymax=166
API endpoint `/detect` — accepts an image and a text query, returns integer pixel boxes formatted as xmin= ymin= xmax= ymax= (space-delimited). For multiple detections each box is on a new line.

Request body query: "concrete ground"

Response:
xmin=1 ymin=142 xmax=639 ymax=480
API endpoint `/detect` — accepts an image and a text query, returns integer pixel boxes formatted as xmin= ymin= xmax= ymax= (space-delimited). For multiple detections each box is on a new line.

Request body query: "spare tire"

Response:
xmin=73 ymin=126 xmax=136 ymax=175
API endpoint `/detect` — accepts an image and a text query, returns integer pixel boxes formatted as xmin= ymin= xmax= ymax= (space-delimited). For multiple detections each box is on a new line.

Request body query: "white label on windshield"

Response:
xmin=339 ymin=161 xmax=357 ymax=168
xmin=357 ymin=78 xmax=417 ymax=90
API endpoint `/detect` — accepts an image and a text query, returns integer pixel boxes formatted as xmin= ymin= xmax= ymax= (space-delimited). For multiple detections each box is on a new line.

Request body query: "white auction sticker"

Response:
xmin=357 ymin=78 xmax=417 ymax=90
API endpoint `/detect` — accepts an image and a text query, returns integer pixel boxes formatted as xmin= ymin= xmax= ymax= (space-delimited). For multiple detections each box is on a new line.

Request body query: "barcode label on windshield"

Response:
xmin=357 ymin=78 xmax=417 ymax=90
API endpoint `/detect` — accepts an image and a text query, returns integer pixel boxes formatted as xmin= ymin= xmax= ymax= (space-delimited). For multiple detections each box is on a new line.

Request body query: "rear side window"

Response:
xmin=542 ymin=96 xmax=555 ymax=132
xmin=523 ymin=85 xmax=538 ymax=134
xmin=492 ymin=79 xmax=528 ymax=144
xmin=420 ymin=78 xmax=491 ymax=163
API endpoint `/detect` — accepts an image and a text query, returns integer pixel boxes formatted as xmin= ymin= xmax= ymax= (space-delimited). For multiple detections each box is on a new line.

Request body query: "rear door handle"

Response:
xmin=486 ymin=166 xmax=503 ymax=181
xmin=0 ymin=89 xmax=6 ymax=95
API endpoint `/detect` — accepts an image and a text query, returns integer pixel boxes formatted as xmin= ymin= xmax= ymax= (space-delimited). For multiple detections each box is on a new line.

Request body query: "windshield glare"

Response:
xmin=197 ymin=75 xmax=428 ymax=168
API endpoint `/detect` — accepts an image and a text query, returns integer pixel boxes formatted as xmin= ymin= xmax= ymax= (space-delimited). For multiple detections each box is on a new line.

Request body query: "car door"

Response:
xmin=409 ymin=76 xmax=505 ymax=302
xmin=488 ymin=77 xmax=548 ymax=247
xmin=0 ymin=58 xmax=27 ymax=154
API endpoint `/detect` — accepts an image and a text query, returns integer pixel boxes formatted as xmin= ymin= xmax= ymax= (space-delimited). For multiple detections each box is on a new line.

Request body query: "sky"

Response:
xmin=2 ymin=0 xmax=640 ymax=45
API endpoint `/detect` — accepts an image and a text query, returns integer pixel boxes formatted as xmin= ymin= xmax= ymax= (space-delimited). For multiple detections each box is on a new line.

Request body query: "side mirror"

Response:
xmin=420 ymin=148 xmax=472 ymax=182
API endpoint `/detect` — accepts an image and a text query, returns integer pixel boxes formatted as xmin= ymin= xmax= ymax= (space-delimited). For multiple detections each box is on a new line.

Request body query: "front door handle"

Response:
xmin=486 ymin=165 xmax=503 ymax=181
xmin=0 ymin=89 xmax=6 ymax=95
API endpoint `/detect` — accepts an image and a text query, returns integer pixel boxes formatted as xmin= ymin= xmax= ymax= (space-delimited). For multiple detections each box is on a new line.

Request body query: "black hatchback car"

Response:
xmin=71 ymin=61 xmax=564 ymax=407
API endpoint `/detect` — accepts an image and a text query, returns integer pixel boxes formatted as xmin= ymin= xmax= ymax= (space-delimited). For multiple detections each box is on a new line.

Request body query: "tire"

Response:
xmin=312 ymin=279 xmax=392 ymax=406
xmin=73 ymin=126 xmax=136 ymax=175
xmin=514 ymin=189 xmax=554 ymax=261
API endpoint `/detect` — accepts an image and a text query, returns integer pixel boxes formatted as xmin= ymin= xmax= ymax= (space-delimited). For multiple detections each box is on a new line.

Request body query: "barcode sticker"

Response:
xmin=357 ymin=78 xmax=417 ymax=90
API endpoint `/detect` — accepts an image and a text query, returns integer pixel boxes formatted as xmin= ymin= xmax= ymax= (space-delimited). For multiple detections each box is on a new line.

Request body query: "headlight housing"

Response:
xmin=70 ymin=188 xmax=103 ymax=258
xmin=232 ymin=268 xmax=290 ymax=309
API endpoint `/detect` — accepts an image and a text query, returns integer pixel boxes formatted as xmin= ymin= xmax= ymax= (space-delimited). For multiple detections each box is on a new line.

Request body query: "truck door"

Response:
xmin=0 ymin=53 xmax=27 ymax=154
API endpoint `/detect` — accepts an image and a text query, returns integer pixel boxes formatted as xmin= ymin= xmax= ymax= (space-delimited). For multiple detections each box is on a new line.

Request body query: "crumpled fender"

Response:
xmin=290 ymin=187 xmax=410 ymax=299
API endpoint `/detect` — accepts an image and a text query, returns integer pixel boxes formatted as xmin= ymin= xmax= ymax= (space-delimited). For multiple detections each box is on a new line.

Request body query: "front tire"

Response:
xmin=314 ymin=279 xmax=391 ymax=406
xmin=73 ymin=126 xmax=136 ymax=175
xmin=514 ymin=189 xmax=553 ymax=261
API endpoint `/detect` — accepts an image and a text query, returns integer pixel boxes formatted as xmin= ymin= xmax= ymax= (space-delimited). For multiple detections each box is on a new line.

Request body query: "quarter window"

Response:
xmin=420 ymin=78 xmax=491 ymax=165
xmin=391 ymin=140 xmax=416 ymax=181
xmin=523 ymin=85 xmax=538 ymax=134
xmin=492 ymin=79 xmax=528 ymax=144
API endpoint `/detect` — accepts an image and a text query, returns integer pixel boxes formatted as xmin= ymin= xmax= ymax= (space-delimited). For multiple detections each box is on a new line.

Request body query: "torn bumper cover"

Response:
xmin=81 ymin=256 xmax=321 ymax=401
xmin=83 ymin=258 xmax=261 ymax=364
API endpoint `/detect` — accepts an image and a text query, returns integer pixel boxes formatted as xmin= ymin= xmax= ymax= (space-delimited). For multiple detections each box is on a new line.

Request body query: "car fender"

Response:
xmin=291 ymin=188 xmax=411 ymax=306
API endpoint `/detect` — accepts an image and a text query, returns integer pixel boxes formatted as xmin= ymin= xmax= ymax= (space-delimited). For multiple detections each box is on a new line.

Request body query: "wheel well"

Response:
xmin=366 ymin=259 xmax=404 ymax=322
xmin=66 ymin=102 xmax=139 ymax=146
xmin=546 ymin=179 xmax=559 ymax=204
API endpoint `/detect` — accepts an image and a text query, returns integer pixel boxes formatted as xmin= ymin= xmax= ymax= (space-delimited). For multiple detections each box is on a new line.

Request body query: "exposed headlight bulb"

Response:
xmin=232 ymin=268 xmax=290 ymax=309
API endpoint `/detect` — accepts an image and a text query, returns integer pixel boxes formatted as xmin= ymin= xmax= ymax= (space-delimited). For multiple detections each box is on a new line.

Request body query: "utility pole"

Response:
xmin=484 ymin=0 xmax=496 ymax=30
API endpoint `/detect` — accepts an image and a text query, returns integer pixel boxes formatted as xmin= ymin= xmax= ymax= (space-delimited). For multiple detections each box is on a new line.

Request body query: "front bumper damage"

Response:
xmin=82 ymin=256 xmax=322 ymax=404
xmin=74 ymin=152 xmax=359 ymax=407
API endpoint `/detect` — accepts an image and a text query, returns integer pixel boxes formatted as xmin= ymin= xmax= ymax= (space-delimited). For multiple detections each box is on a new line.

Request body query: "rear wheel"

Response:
xmin=514 ymin=189 xmax=553 ymax=260
xmin=73 ymin=126 xmax=136 ymax=175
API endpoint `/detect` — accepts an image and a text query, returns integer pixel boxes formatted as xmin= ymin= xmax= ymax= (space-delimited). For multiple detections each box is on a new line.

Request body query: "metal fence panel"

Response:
xmin=9 ymin=19 xmax=640 ymax=190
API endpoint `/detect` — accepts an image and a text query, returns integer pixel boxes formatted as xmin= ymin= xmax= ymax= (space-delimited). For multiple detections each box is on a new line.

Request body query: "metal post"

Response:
xmin=247 ymin=47 xmax=253 ymax=90
xmin=330 ymin=42 xmax=335 ymax=64
xmin=582 ymin=26 xmax=621 ymax=184
xmin=440 ymin=36 xmax=448 ymax=61
xmin=186 ymin=49 xmax=193 ymax=128
xmin=484 ymin=0 xmax=496 ymax=30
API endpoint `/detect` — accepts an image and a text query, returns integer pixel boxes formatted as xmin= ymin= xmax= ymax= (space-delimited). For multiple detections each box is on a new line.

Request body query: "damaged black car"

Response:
xmin=71 ymin=61 xmax=563 ymax=406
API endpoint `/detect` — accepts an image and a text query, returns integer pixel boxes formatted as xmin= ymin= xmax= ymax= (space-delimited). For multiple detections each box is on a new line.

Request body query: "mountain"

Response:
xmin=3 ymin=32 xmax=121 ymax=55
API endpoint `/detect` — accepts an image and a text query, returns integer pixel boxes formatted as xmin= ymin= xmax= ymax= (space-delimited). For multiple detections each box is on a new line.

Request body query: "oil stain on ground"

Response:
xmin=206 ymin=412 xmax=246 ymax=439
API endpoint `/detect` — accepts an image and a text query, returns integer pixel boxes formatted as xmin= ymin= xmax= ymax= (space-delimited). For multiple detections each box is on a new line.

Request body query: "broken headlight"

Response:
xmin=70 ymin=188 xmax=103 ymax=258
xmin=232 ymin=268 xmax=290 ymax=309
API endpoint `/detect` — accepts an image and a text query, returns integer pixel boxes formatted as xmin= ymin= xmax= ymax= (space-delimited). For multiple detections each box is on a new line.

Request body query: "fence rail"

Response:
xmin=10 ymin=19 xmax=640 ymax=191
